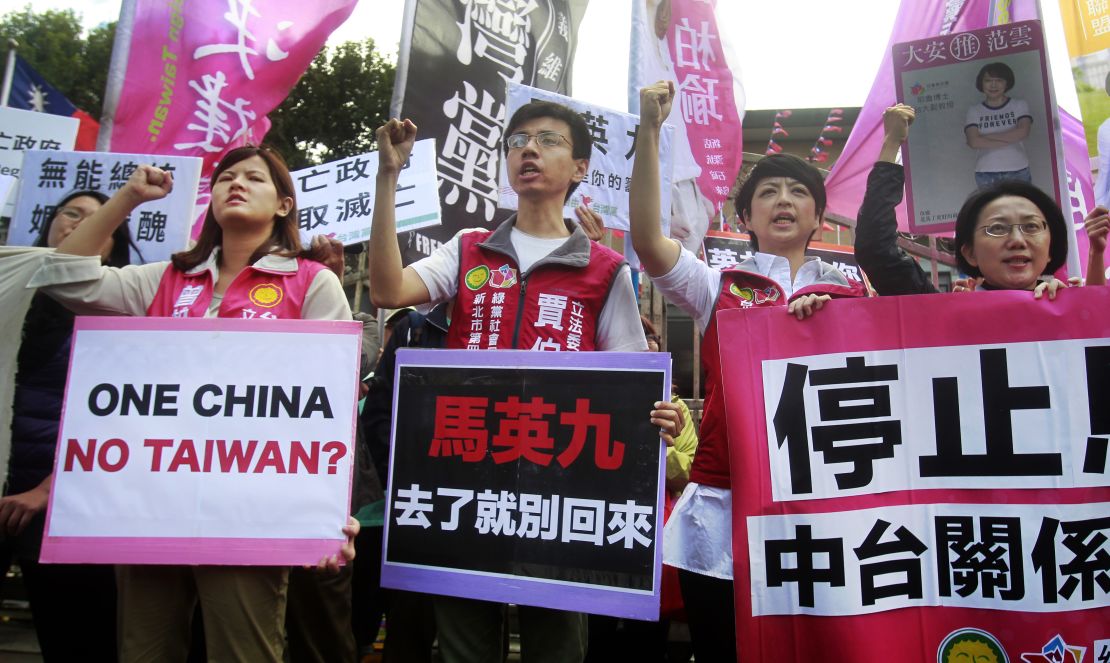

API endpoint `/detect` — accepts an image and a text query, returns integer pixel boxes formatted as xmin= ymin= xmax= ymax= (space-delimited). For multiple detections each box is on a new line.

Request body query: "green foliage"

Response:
xmin=267 ymin=38 xmax=396 ymax=169
xmin=0 ymin=6 xmax=114 ymax=117
xmin=1074 ymin=66 xmax=1097 ymax=94
xmin=1078 ymin=88 xmax=1110 ymax=154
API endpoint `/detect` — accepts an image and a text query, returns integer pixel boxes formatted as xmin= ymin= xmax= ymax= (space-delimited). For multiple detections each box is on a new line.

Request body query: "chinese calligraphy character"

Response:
xmin=175 ymin=71 xmax=257 ymax=153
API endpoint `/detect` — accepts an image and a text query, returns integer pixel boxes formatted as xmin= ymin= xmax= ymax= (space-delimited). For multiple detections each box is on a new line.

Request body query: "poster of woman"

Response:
xmin=893 ymin=20 xmax=1062 ymax=234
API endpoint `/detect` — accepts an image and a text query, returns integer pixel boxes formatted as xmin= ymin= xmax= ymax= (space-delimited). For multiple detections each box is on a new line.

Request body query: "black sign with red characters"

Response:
xmin=381 ymin=349 xmax=671 ymax=620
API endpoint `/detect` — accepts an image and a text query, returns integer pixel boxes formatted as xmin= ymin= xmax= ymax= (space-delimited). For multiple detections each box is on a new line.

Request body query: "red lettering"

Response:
xmin=216 ymin=439 xmax=258 ymax=472
xmin=288 ymin=440 xmax=319 ymax=474
xmin=491 ymin=396 xmax=556 ymax=465
xmin=430 ymin=396 xmax=490 ymax=461
xmin=167 ymin=439 xmax=200 ymax=472
xmin=558 ymin=398 xmax=624 ymax=470
xmin=63 ymin=438 xmax=96 ymax=472
xmin=144 ymin=438 xmax=174 ymax=471
xmin=63 ymin=438 xmax=129 ymax=472
xmin=97 ymin=438 xmax=129 ymax=472
xmin=253 ymin=440 xmax=287 ymax=473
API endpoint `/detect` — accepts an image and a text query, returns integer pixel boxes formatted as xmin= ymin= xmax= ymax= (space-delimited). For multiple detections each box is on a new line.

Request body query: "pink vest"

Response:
xmin=446 ymin=225 xmax=625 ymax=351
xmin=146 ymin=255 xmax=327 ymax=320
xmin=690 ymin=265 xmax=868 ymax=488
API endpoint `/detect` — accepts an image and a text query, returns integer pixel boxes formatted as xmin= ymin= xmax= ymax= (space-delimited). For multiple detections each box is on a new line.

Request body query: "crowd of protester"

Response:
xmin=0 ymin=79 xmax=1105 ymax=663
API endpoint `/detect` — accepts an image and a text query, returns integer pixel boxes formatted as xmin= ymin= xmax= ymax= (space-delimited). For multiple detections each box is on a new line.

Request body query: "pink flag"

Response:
xmin=826 ymin=0 xmax=1091 ymax=276
xmin=824 ymin=0 xmax=992 ymax=224
xmin=629 ymin=0 xmax=744 ymax=252
xmin=100 ymin=0 xmax=357 ymax=232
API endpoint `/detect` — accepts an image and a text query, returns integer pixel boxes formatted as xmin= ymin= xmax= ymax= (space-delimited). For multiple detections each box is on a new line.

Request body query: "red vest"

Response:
xmin=146 ymin=254 xmax=327 ymax=319
xmin=690 ymin=264 xmax=868 ymax=488
xmin=446 ymin=222 xmax=625 ymax=350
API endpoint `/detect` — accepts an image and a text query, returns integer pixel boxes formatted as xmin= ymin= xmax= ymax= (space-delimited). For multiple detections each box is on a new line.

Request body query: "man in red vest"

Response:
xmin=369 ymin=102 xmax=647 ymax=662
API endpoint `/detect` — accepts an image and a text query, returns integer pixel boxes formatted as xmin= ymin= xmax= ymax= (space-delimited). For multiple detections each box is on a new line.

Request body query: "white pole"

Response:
xmin=0 ymin=40 xmax=19 ymax=107
xmin=98 ymin=0 xmax=138 ymax=151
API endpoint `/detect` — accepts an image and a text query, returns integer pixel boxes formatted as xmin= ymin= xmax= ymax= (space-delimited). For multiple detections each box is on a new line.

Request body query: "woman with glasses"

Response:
xmin=29 ymin=146 xmax=357 ymax=663
xmin=0 ymin=190 xmax=137 ymax=661
xmin=855 ymin=104 xmax=1092 ymax=296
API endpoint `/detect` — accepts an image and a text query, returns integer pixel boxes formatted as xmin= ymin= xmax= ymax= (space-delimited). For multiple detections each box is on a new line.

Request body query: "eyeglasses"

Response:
xmin=505 ymin=131 xmax=572 ymax=150
xmin=54 ymin=206 xmax=95 ymax=222
xmin=977 ymin=221 xmax=1048 ymax=238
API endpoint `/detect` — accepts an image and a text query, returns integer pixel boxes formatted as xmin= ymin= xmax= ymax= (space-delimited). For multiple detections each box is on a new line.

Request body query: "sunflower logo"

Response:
xmin=729 ymin=284 xmax=755 ymax=301
xmin=465 ymin=265 xmax=490 ymax=290
xmin=937 ymin=628 xmax=1009 ymax=663
xmin=249 ymin=283 xmax=284 ymax=308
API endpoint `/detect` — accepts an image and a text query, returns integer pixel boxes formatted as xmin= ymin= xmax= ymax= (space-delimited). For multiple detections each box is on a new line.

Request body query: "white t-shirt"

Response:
xmin=965 ymin=98 xmax=1032 ymax=173
xmin=1095 ymin=118 xmax=1110 ymax=208
xmin=29 ymin=251 xmax=351 ymax=321
xmin=410 ymin=227 xmax=647 ymax=352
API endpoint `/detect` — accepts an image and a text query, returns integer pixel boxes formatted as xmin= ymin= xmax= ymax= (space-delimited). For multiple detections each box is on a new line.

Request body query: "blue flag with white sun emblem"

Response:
xmin=9 ymin=55 xmax=78 ymax=116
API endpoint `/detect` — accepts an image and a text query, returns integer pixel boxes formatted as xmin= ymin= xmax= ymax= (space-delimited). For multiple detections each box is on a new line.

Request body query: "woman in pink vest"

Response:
xmin=32 ymin=145 xmax=356 ymax=663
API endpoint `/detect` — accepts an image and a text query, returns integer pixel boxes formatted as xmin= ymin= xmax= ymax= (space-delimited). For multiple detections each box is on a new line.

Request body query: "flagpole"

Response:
xmin=1 ymin=39 xmax=17 ymax=107
xmin=98 ymin=0 xmax=137 ymax=151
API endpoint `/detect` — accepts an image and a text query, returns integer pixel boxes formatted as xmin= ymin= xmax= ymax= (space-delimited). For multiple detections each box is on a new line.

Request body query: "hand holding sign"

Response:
xmin=376 ymin=118 xmax=418 ymax=177
xmin=0 ymin=479 xmax=50 ymax=535
xmin=651 ymin=400 xmax=685 ymax=447
xmin=315 ymin=516 xmax=360 ymax=573
xmin=882 ymin=104 xmax=915 ymax=145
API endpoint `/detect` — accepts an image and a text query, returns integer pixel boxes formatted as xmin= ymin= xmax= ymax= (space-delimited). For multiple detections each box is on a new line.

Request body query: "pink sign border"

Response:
xmin=717 ymin=287 xmax=1110 ymax=660
xmin=41 ymin=316 xmax=362 ymax=566
xmin=892 ymin=20 xmax=1062 ymax=235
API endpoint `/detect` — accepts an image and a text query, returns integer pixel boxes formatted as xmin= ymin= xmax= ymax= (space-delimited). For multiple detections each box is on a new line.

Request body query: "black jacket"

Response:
xmin=361 ymin=303 xmax=450 ymax=485
xmin=854 ymin=161 xmax=939 ymax=296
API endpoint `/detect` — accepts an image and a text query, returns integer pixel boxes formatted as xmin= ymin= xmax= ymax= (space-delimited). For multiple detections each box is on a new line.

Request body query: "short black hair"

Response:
xmin=953 ymin=179 xmax=1068 ymax=278
xmin=734 ymin=154 xmax=826 ymax=251
xmin=504 ymin=101 xmax=592 ymax=200
xmin=976 ymin=62 xmax=1015 ymax=93
xmin=35 ymin=189 xmax=140 ymax=268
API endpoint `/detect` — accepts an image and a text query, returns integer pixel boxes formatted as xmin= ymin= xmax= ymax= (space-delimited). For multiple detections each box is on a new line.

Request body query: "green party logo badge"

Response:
xmin=464 ymin=265 xmax=490 ymax=290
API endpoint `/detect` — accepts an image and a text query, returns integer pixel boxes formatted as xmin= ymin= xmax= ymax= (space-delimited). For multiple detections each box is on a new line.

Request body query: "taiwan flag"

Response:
xmin=8 ymin=55 xmax=99 ymax=150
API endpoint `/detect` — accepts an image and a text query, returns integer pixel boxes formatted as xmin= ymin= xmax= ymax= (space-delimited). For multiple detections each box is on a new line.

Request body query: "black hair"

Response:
xmin=733 ymin=154 xmax=826 ymax=251
xmin=953 ymin=179 xmax=1068 ymax=278
xmin=504 ymin=101 xmax=592 ymax=200
xmin=35 ymin=190 xmax=140 ymax=268
xmin=976 ymin=62 xmax=1015 ymax=93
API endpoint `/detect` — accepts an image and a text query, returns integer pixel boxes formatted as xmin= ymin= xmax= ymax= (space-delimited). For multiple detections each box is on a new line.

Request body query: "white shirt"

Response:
xmin=965 ymin=98 xmax=1031 ymax=173
xmin=655 ymin=245 xmax=834 ymax=579
xmin=410 ymin=227 xmax=647 ymax=351
xmin=29 ymin=250 xmax=351 ymax=321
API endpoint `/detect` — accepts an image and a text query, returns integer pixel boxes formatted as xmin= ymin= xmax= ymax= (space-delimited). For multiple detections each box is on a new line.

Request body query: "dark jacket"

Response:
xmin=854 ymin=161 xmax=940 ymax=296
xmin=7 ymin=295 xmax=74 ymax=497
xmin=362 ymin=303 xmax=451 ymax=485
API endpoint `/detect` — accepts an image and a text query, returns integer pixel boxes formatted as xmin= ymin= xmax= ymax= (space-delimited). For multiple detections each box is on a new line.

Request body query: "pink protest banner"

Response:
xmin=629 ymin=0 xmax=743 ymax=251
xmin=718 ymin=288 xmax=1110 ymax=662
xmin=101 ymin=0 xmax=356 ymax=234
xmin=41 ymin=316 xmax=361 ymax=566
xmin=824 ymin=0 xmax=996 ymax=226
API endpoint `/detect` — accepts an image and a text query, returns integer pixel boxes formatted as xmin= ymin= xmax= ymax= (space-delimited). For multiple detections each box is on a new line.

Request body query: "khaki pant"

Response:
xmin=116 ymin=565 xmax=289 ymax=663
